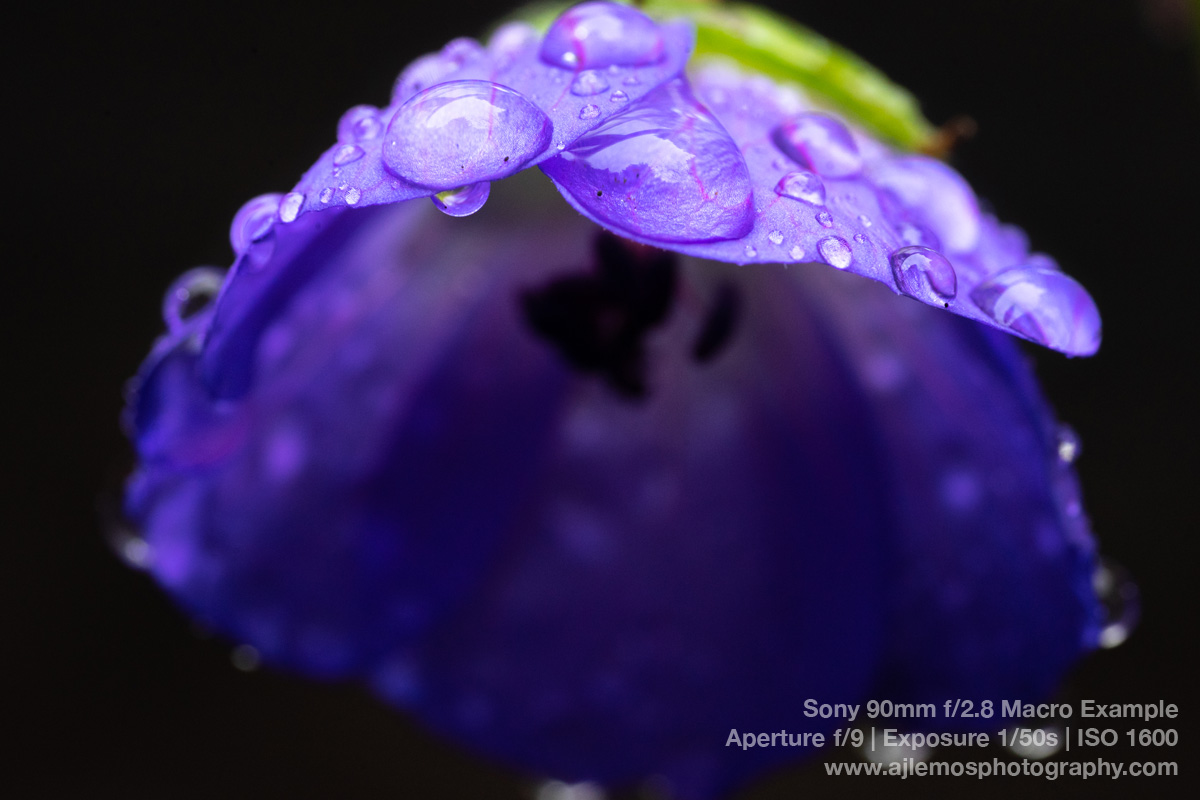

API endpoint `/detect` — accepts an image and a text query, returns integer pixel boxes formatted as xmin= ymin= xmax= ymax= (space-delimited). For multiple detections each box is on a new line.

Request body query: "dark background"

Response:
xmin=10 ymin=0 xmax=1199 ymax=797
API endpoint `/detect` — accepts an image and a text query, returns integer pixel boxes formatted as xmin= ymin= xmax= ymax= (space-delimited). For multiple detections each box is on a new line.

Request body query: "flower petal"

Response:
xmin=282 ymin=7 xmax=693 ymax=220
xmin=127 ymin=174 xmax=892 ymax=795
xmin=796 ymin=266 xmax=1101 ymax=715
xmin=541 ymin=61 xmax=1101 ymax=356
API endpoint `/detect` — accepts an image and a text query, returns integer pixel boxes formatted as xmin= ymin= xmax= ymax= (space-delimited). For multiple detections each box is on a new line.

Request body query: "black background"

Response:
xmin=10 ymin=0 xmax=1200 ymax=797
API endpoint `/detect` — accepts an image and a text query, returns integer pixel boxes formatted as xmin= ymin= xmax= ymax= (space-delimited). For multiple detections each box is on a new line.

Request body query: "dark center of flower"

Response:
xmin=521 ymin=233 xmax=677 ymax=398
xmin=522 ymin=233 xmax=744 ymax=398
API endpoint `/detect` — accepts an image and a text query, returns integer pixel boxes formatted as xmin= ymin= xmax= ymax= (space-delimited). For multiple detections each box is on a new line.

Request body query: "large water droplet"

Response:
xmin=816 ymin=210 xmax=833 ymax=228
xmin=431 ymin=182 xmax=490 ymax=217
xmin=773 ymin=113 xmax=863 ymax=178
xmin=1093 ymin=558 xmax=1139 ymax=649
xmin=540 ymin=79 xmax=754 ymax=243
xmin=578 ymin=103 xmax=600 ymax=120
xmin=383 ymin=80 xmax=552 ymax=191
xmin=969 ymin=266 xmax=1101 ymax=355
xmin=229 ymin=193 xmax=282 ymax=254
xmin=337 ymin=105 xmax=383 ymax=143
xmin=332 ymin=144 xmax=364 ymax=166
xmin=162 ymin=267 xmax=225 ymax=334
xmin=279 ymin=192 xmax=304 ymax=223
xmin=890 ymin=245 xmax=957 ymax=305
xmin=540 ymin=2 xmax=665 ymax=69
xmin=818 ymin=236 xmax=853 ymax=269
xmin=570 ymin=69 xmax=610 ymax=96
xmin=773 ymin=170 xmax=826 ymax=206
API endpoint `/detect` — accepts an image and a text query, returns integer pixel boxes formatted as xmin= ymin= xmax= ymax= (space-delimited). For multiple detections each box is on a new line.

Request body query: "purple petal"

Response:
xmin=127 ymin=177 xmax=894 ymax=796
xmin=800 ymin=267 xmax=1101 ymax=715
xmin=542 ymin=62 xmax=1100 ymax=356
xmin=280 ymin=15 xmax=692 ymax=220
xmin=539 ymin=78 xmax=754 ymax=243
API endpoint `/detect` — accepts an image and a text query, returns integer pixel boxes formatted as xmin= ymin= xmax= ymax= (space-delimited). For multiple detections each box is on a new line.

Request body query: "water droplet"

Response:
xmin=773 ymin=170 xmax=826 ymax=206
xmin=319 ymin=187 xmax=333 ymax=204
xmin=816 ymin=210 xmax=833 ymax=228
xmin=890 ymin=245 xmax=957 ymax=304
xmin=279 ymin=191 xmax=304 ymax=223
xmin=540 ymin=2 xmax=665 ymax=70
xmin=570 ymin=69 xmax=610 ymax=96
xmin=230 ymin=644 xmax=261 ymax=672
xmin=969 ymin=266 xmax=1101 ymax=355
xmin=744 ymin=244 xmax=757 ymax=258
xmin=229 ymin=193 xmax=282 ymax=254
xmin=609 ymin=90 xmax=628 ymax=104
xmin=1056 ymin=425 xmax=1081 ymax=464
xmin=344 ymin=187 xmax=361 ymax=205
xmin=578 ymin=103 xmax=601 ymax=120
xmin=383 ymin=80 xmax=552 ymax=190
xmin=773 ymin=113 xmax=863 ymax=178
xmin=1093 ymin=558 xmax=1139 ymax=649
xmin=337 ymin=105 xmax=383 ymax=143
xmin=162 ymin=267 xmax=225 ymax=333
xmin=1005 ymin=726 xmax=1064 ymax=760
xmin=818 ymin=236 xmax=852 ymax=269
xmin=332 ymin=144 xmax=364 ymax=166
xmin=853 ymin=233 xmax=867 ymax=244
xmin=622 ymin=75 xmax=640 ymax=86
xmin=536 ymin=780 xmax=607 ymax=800
xmin=431 ymin=182 xmax=490 ymax=217
xmin=767 ymin=230 xmax=784 ymax=245
xmin=541 ymin=79 xmax=754 ymax=244
xmin=789 ymin=245 xmax=804 ymax=260
xmin=858 ymin=214 xmax=872 ymax=227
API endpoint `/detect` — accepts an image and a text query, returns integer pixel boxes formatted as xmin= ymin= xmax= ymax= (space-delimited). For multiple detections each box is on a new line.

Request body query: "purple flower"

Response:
xmin=122 ymin=3 xmax=1106 ymax=797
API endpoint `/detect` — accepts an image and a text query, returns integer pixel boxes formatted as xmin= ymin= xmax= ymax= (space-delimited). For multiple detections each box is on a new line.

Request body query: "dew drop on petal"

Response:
xmin=816 ymin=210 xmax=834 ymax=228
xmin=229 ymin=193 xmax=282 ymax=254
xmin=541 ymin=79 xmax=754 ymax=244
xmin=162 ymin=267 xmax=225 ymax=333
xmin=609 ymin=90 xmax=628 ymax=104
xmin=382 ymin=80 xmax=552 ymax=191
xmin=969 ymin=266 xmax=1101 ymax=355
xmin=278 ymin=192 xmax=304 ymax=223
xmin=768 ymin=230 xmax=784 ymax=245
xmin=332 ymin=144 xmax=364 ymax=167
xmin=1056 ymin=424 xmax=1081 ymax=464
xmin=818 ymin=236 xmax=853 ymax=269
xmin=858 ymin=214 xmax=872 ymax=227
xmin=744 ymin=244 xmax=757 ymax=258
xmin=337 ymin=105 xmax=383 ymax=143
xmin=773 ymin=113 xmax=863 ymax=178
xmin=790 ymin=245 xmax=804 ymax=260
xmin=344 ymin=187 xmax=361 ymax=205
xmin=319 ymin=187 xmax=333 ymax=204
xmin=889 ymin=245 xmax=957 ymax=304
xmin=431 ymin=182 xmax=490 ymax=217
xmin=773 ymin=170 xmax=826 ymax=206
xmin=578 ymin=103 xmax=601 ymax=120
xmin=540 ymin=2 xmax=665 ymax=70
xmin=570 ymin=69 xmax=610 ymax=96
xmin=1093 ymin=559 xmax=1139 ymax=649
